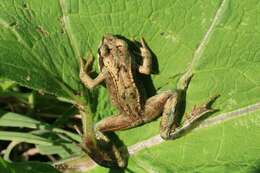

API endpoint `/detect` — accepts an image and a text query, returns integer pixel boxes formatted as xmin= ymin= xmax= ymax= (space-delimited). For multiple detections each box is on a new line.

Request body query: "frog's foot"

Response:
xmin=184 ymin=95 xmax=219 ymax=123
xmin=83 ymin=129 xmax=127 ymax=168
xmin=160 ymin=95 xmax=219 ymax=140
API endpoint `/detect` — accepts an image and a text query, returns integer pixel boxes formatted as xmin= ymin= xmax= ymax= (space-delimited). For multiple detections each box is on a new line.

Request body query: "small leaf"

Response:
xmin=0 ymin=111 xmax=45 ymax=129
xmin=36 ymin=143 xmax=81 ymax=158
xmin=0 ymin=111 xmax=81 ymax=142
xmin=0 ymin=159 xmax=60 ymax=173
xmin=0 ymin=131 xmax=52 ymax=145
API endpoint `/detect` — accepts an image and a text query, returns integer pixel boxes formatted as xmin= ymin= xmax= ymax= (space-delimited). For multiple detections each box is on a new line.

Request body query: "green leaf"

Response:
xmin=0 ymin=0 xmax=81 ymax=98
xmin=0 ymin=79 xmax=15 ymax=91
xmin=0 ymin=111 xmax=45 ymax=129
xmin=127 ymin=110 xmax=260 ymax=173
xmin=1 ymin=0 xmax=260 ymax=172
xmin=0 ymin=159 xmax=60 ymax=173
xmin=0 ymin=131 xmax=52 ymax=145
xmin=0 ymin=111 xmax=81 ymax=142
xmin=0 ymin=158 xmax=15 ymax=173
xmin=90 ymin=110 xmax=260 ymax=173
xmin=36 ymin=143 xmax=81 ymax=159
xmin=0 ymin=111 xmax=82 ymax=158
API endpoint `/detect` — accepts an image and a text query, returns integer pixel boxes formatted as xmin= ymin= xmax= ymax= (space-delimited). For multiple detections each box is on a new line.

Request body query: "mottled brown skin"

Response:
xmin=79 ymin=35 xmax=217 ymax=168
xmin=99 ymin=36 xmax=144 ymax=120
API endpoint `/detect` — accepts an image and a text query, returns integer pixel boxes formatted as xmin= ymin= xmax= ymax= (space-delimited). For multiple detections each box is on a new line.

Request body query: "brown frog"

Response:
xmin=79 ymin=35 xmax=217 ymax=168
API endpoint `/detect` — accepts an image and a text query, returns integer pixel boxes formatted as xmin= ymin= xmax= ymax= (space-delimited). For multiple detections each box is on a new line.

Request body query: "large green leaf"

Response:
xmin=92 ymin=110 xmax=260 ymax=173
xmin=1 ymin=0 xmax=260 ymax=172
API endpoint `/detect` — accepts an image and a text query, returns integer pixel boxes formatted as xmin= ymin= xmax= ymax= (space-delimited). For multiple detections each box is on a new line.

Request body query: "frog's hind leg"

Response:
xmin=142 ymin=73 xmax=219 ymax=140
xmin=141 ymin=91 xmax=182 ymax=138
xmin=142 ymin=91 xmax=177 ymax=123
xmin=92 ymin=114 xmax=143 ymax=168
xmin=95 ymin=91 xmax=175 ymax=132
xmin=160 ymin=95 xmax=219 ymax=140
xmin=95 ymin=114 xmax=143 ymax=132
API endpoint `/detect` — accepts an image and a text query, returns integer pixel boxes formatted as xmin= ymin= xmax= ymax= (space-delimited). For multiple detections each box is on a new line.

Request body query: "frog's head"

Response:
xmin=99 ymin=35 xmax=128 ymax=55
xmin=98 ymin=34 xmax=129 ymax=68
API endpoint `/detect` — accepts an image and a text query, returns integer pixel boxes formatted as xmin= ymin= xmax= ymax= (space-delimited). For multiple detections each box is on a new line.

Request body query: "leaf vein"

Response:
xmin=184 ymin=0 xmax=228 ymax=76
xmin=58 ymin=0 xmax=80 ymax=59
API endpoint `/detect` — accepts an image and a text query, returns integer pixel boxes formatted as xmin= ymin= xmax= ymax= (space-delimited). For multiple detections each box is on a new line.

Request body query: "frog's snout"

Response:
xmin=103 ymin=34 xmax=116 ymax=44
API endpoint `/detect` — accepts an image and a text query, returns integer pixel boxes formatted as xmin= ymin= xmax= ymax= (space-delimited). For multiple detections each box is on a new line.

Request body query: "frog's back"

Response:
xmin=104 ymin=60 xmax=146 ymax=117
xmin=98 ymin=34 xmax=147 ymax=117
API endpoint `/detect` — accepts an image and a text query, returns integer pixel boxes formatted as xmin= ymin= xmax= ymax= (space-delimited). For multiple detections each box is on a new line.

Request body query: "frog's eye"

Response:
xmin=107 ymin=38 xmax=113 ymax=42
xmin=99 ymin=45 xmax=110 ymax=57
xmin=116 ymin=45 xmax=125 ymax=53
xmin=117 ymin=41 xmax=127 ymax=51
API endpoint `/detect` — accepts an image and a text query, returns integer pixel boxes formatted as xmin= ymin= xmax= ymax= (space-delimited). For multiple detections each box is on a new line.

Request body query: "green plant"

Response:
xmin=1 ymin=0 xmax=260 ymax=172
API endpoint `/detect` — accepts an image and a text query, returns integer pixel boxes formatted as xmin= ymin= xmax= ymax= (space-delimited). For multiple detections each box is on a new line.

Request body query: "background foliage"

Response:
xmin=1 ymin=0 xmax=260 ymax=172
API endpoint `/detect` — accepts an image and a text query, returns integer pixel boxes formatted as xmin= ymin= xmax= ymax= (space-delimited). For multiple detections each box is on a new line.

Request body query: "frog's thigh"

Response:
xmin=142 ymin=91 xmax=177 ymax=122
xmin=95 ymin=114 xmax=143 ymax=132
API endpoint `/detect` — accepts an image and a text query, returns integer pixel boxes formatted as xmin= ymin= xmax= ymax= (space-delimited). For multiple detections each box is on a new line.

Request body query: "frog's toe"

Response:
xmin=95 ymin=130 xmax=110 ymax=143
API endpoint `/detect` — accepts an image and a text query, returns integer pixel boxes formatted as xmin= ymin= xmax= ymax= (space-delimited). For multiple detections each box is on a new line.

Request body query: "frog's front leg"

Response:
xmin=79 ymin=56 xmax=106 ymax=89
xmin=138 ymin=38 xmax=152 ymax=75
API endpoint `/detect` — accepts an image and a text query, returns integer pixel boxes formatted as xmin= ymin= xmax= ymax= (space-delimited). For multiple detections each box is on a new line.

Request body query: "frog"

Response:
xmin=79 ymin=34 xmax=218 ymax=168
